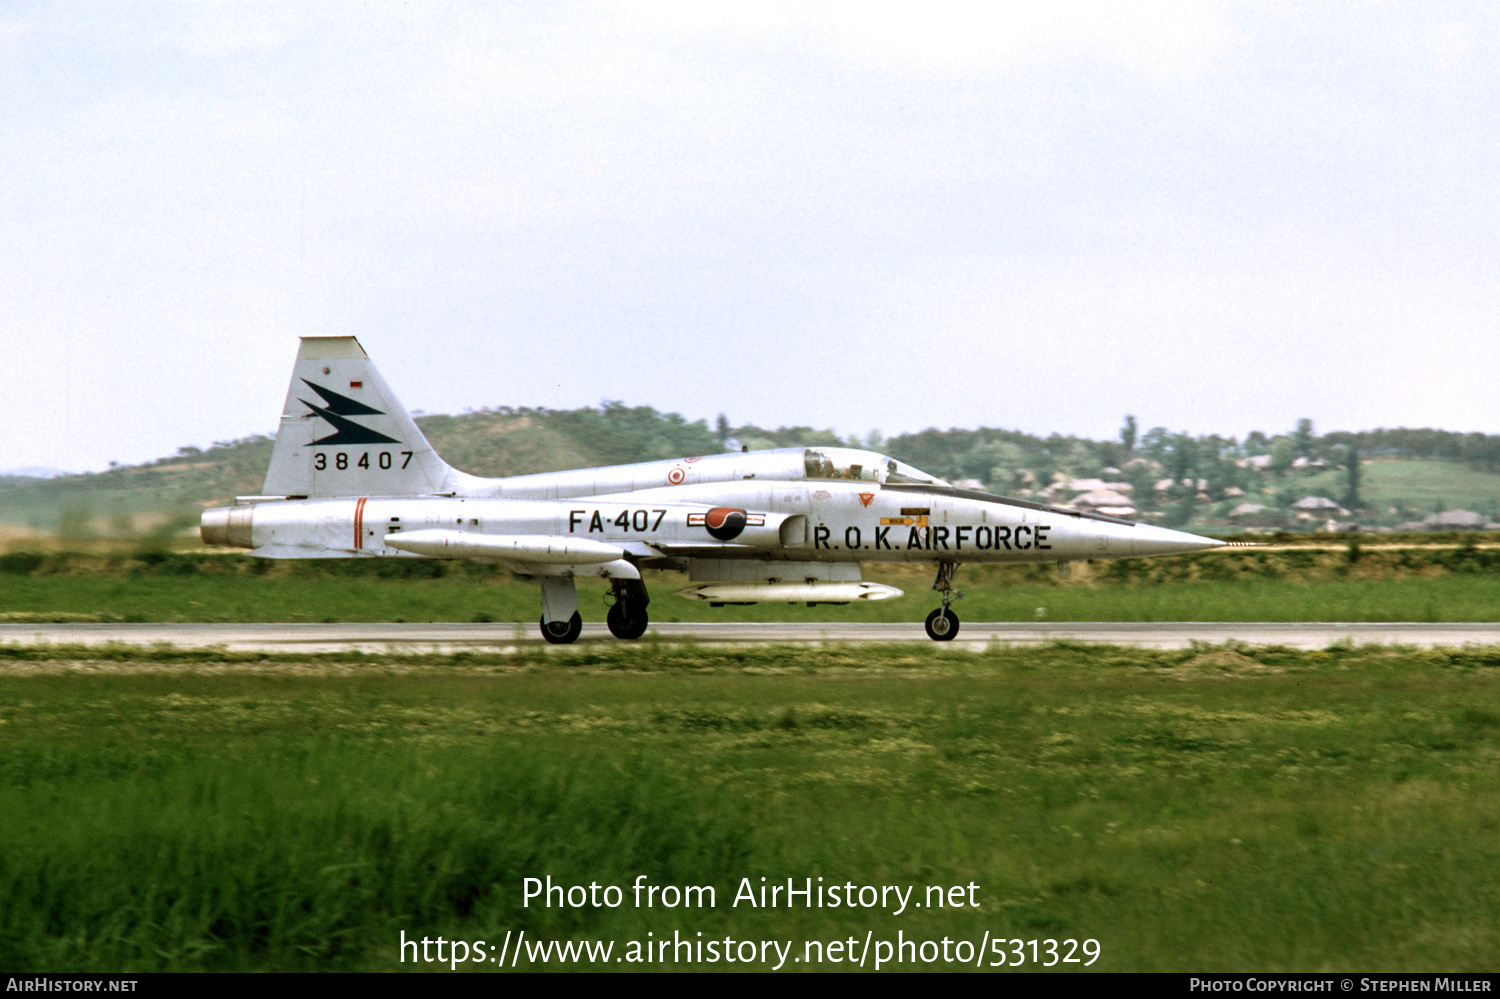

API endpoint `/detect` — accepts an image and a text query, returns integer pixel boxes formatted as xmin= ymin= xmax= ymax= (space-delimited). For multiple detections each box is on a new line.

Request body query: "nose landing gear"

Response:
xmin=925 ymin=562 xmax=963 ymax=641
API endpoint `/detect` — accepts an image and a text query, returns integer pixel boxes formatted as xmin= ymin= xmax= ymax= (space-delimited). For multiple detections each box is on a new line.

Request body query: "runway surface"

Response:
xmin=3 ymin=621 xmax=1500 ymax=653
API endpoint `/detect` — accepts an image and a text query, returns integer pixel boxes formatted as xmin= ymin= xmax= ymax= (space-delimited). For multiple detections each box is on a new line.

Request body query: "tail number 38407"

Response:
xmin=313 ymin=451 xmax=414 ymax=471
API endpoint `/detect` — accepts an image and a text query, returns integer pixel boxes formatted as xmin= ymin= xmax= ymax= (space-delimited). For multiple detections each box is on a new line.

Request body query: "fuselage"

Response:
xmin=205 ymin=446 xmax=1213 ymax=566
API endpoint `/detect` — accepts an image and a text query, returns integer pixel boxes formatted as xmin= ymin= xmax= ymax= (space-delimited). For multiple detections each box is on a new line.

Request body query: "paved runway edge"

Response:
xmin=4 ymin=621 xmax=1500 ymax=653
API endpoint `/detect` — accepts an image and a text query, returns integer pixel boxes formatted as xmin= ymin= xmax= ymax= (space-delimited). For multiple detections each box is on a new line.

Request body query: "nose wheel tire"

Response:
xmin=606 ymin=602 xmax=650 ymax=640
xmin=539 ymin=612 xmax=583 ymax=645
xmin=925 ymin=608 xmax=960 ymax=641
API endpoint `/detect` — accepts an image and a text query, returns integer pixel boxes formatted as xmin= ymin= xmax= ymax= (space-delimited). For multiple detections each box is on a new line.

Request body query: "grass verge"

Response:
xmin=1 ymin=642 xmax=1497 ymax=971
xmin=4 ymin=545 xmax=1500 ymax=623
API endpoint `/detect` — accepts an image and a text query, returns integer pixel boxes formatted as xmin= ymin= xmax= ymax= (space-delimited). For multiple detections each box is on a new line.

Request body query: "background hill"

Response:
xmin=3 ymin=405 xmax=1500 ymax=539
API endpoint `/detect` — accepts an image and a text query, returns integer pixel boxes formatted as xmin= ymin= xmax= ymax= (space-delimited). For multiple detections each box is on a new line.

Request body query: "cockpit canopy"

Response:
xmin=801 ymin=448 xmax=948 ymax=487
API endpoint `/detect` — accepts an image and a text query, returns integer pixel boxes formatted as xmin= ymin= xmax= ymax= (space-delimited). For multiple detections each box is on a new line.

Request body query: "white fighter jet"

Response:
xmin=201 ymin=337 xmax=1223 ymax=642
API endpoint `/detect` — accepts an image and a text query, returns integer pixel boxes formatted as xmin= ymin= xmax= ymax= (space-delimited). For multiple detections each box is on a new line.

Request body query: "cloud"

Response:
xmin=623 ymin=1 xmax=1230 ymax=80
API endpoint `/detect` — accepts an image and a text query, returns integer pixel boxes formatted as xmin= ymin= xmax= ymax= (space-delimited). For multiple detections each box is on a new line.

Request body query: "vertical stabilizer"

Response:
xmin=262 ymin=337 xmax=455 ymax=498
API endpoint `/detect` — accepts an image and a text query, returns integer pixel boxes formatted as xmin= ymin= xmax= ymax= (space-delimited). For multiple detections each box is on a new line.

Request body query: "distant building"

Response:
xmin=1292 ymin=496 xmax=1346 ymax=515
xmin=1068 ymin=478 xmax=1133 ymax=494
xmin=1155 ymin=477 xmax=1208 ymax=493
xmin=1229 ymin=503 xmax=1283 ymax=527
xmin=1069 ymin=489 xmax=1136 ymax=518
xmin=1290 ymin=498 xmax=1350 ymax=522
xmin=1420 ymin=510 xmax=1487 ymax=530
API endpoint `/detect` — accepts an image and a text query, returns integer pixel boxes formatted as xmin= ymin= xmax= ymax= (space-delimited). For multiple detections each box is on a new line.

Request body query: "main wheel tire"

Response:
xmin=539 ymin=611 xmax=583 ymax=645
xmin=606 ymin=602 xmax=649 ymax=640
xmin=925 ymin=607 xmax=959 ymax=641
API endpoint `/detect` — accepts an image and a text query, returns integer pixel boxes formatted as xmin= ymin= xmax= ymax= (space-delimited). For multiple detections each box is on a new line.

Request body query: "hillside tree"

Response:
xmin=1343 ymin=444 xmax=1362 ymax=511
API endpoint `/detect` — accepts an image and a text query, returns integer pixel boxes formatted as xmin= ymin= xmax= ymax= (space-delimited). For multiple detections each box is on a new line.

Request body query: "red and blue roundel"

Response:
xmin=704 ymin=507 xmax=747 ymax=541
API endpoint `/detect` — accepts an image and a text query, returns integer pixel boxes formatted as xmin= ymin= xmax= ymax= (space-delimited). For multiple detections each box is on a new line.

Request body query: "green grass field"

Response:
xmin=2 ymin=642 xmax=1497 ymax=972
xmin=1300 ymin=459 xmax=1500 ymax=517
xmin=7 ymin=572 xmax=1500 ymax=625
xmin=3 ymin=546 xmax=1500 ymax=625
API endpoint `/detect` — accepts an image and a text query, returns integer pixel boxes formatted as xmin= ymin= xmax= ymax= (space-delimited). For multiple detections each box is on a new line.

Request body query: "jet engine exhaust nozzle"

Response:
xmin=200 ymin=506 xmax=253 ymax=548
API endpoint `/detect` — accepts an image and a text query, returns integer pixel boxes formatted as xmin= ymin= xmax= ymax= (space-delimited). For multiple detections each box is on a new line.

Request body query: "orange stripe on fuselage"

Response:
xmin=354 ymin=497 xmax=367 ymax=549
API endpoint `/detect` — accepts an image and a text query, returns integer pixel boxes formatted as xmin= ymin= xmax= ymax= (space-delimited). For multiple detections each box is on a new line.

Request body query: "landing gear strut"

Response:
xmin=925 ymin=561 xmax=963 ymax=641
xmin=538 ymin=576 xmax=582 ymax=645
xmin=605 ymin=578 xmax=651 ymax=640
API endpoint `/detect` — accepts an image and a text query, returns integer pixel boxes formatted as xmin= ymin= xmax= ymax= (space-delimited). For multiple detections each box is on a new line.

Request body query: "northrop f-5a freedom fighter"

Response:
xmin=201 ymin=337 xmax=1224 ymax=642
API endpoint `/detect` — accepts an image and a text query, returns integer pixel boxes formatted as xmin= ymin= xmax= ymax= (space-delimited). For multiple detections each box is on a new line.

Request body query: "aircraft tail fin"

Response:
xmin=262 ymin=337 xmax=457 ymax=498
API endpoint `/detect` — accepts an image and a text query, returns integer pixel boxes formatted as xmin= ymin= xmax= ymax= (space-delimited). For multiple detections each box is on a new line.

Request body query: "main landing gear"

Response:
xmin=538 ymin=576 xmax=584 ymax=645
xmin=534 ymin=576 xmax=651 ymax=644
xmin=540 ymin=612 xmax=582 ymax=645
xmin=605 ymin=578 xmax=651 ymax=640
xmin=924 ymin=562 xmax=963 ymax=641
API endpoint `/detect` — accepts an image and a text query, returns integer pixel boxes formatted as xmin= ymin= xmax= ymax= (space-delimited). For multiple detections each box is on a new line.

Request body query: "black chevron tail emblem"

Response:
xmin=301 ymin=380 xmax=400 ymax=446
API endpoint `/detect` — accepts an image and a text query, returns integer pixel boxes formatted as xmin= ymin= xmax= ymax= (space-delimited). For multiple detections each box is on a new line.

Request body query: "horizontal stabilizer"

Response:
xmin=384 ymin=529 xmax=625 ymax=563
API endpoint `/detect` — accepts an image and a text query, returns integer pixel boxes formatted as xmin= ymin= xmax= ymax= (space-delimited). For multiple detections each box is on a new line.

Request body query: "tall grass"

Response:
xmin=0 ymin=740 xmax=749 ymax=970
xmin=3 ymin=567 xmax=1500 ymax=623
xmin=3 ymin=544 xmax=1500 ymax=626
xmin=2 ymin=647 xmax=1498 ymax=971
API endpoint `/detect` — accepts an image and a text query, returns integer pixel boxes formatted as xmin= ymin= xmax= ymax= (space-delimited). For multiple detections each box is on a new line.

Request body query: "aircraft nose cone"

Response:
xmin=1129 ymin=523 xmax=1225 ymax=557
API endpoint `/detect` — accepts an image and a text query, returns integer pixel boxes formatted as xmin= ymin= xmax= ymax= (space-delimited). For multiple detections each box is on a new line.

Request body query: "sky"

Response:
xmin=4 ymin=2 xmax=1499 ymax=473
